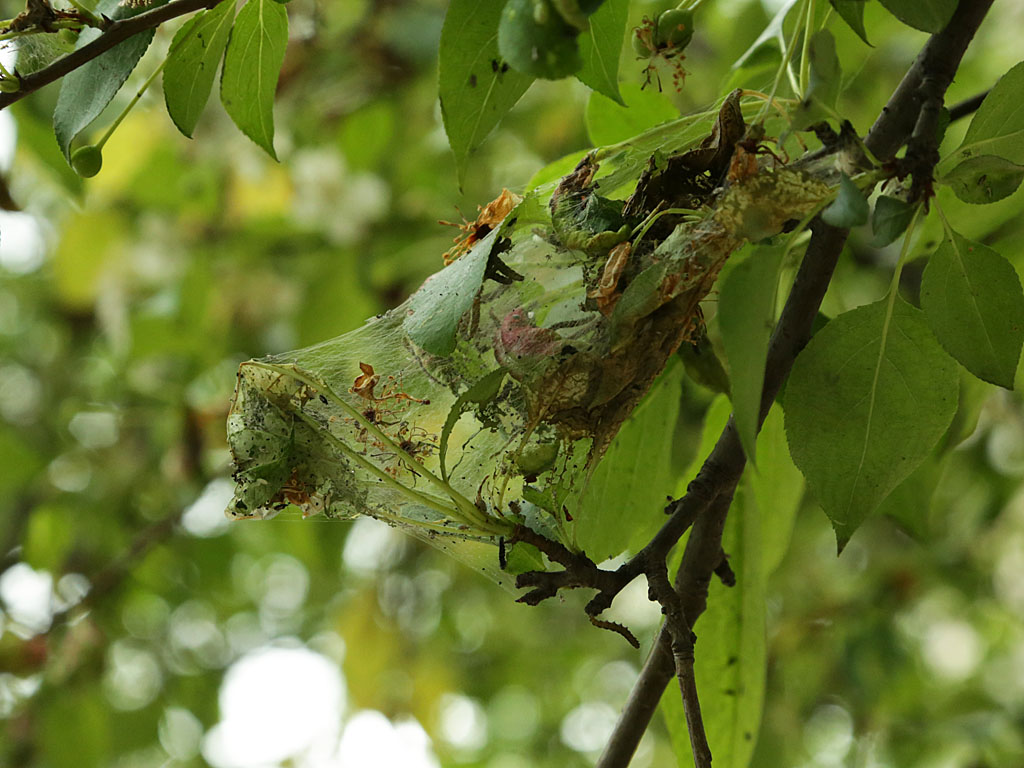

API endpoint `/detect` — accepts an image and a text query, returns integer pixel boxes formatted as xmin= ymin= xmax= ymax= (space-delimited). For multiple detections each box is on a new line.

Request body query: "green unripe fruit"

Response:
xmin=0 ymin=76 xmax=20 ymax=93
xmin=71 ymin=145 xmax=103 ymax=178
xmin=656 ymin=9 xmax=695 ymax=50
xmin=516 ymin=441 xmax=560 ymax=475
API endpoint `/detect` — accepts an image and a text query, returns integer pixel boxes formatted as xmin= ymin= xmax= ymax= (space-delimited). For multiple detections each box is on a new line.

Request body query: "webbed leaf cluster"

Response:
xmin=226 ymin=94 xmax=843 ymax=581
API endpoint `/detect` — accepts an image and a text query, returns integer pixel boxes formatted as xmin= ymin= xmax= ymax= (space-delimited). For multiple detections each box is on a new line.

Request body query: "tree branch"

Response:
xmin=508 ymin=462 xmax=709 ymax=619
xmin=0 ymin=0 xmax=221 ymax=110
xmin=596 ymin=2 xmax=995 ymax=765
xmin=948 ymin=89 xmax=989 ymax=123
xmin=647 ymin=559 xmax=711 ymax=768
xmin=902 ymin=72 xmax=945 ymax=202
xmin=864 ymin=0 xmax=994 ymax=160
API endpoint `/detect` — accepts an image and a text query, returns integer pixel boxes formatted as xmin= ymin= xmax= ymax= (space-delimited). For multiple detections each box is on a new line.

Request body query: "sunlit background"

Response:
xmin=3 ymin=0 xmax=1024 ymax=766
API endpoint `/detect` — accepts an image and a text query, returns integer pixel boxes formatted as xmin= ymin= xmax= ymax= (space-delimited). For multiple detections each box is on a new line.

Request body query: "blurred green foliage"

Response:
xmin=1 ymin=1 xmax=1024 ymax=767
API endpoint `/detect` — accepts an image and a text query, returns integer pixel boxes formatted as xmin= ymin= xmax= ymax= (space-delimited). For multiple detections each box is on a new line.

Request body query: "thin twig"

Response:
xmin=597 ymin=487 xmax=736 ymax=768
xmin=647 ymin=560 xmax=710 ymax=768
xmin=512 ymin=524 xmax=636 ymax=614
xmin=947 ymin=89 xmax=989 ymax=122
xmin=510 ymin=467 xmax=707 ymax=618
xmin=510 ymin=495 xmax=704 ymax=622
xmin=0 ymin=0 xmax=221 ymax=110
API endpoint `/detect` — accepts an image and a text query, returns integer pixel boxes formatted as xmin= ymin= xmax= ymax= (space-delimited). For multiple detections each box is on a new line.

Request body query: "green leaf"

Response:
xmin=609 ymin=260 xmax=671 ymax=346
xmin=920 ymin=231 xmax=1024 ymax=389
xmin=792 ymin=26 xmax=842 ymax=130
xmin=575 ymin=0 xmax=627 ymax=104
xmin=733 ymin=0 xmax=799 ymax=69
xmin=439 ymin=0 xmax=534 ymax=187
xmin=945 ymin=371 xmax=993 ymax=449
xmin=829 ymin=0 xmax=870 ymax=45
xmin=678 ymin=326 xmax=731 ymax=396
xmin=526 ymin=148 xmax=589 ymax=190
xmin=784 ymin=295 xmax=958 ymax=551
xmin=673 ymin=398 xmax=801 ymax=578
xmin=821 ymin=173 xmax=869 ymax=228
xmin=53 ymin=0 xmax=158 ymax=160
xmin=877 ymin=0 xmax=956 ymax=33
xmin=220 ymin=0 xmax=289 ymax=160
xmin=751 ymin=405 xmax=803 ymax=576
xmin=440 ymin=368 xmax=507 ymax=481
xmin=719 ymin=245 xmax=784 ymax=465
xmin=939 ymin=155 xmax=1024 ymax=205
xmin=523 ymin=480 xmax=572 ymax=516
xmin=940 ymin=60 xmax=1024 ymax=172
xmin=163 ymin=0 xmax=236 ymax=138
xmin=585 ymin=82 xmax=677 ymax=146
xmin=663 ymin=480 xmax=766 ymax=768
xmin=499 ymin=0 xmax=582 ymax=79
xmin=403 ymin=225 xmax=501 ymax=356
xmin=807 ymin=28 xmax=841 ymax=106
xmin=870 ymin=195 xmax=915 ymax=247
xmin=675 ymin=395 xmax=729 ymax=493
xmin=572 ymin=360 xmax=683 ymax=562
xmin=877 ymin=455 xmax=943 ymax=540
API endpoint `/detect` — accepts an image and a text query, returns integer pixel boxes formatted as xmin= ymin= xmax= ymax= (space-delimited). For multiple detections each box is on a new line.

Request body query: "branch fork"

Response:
xmin=508 ymin=472 xmax=727 ymax=767
xmin=509 ymin=463 xmax=715 ymax=627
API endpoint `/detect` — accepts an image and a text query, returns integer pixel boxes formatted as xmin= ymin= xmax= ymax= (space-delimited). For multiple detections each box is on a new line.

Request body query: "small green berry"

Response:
xmin=656 ymin=9 xmax=695 ymax=51
xmin=516 ymin=441 xmax=560 ymax=475
xmin=0 ymin=76 xmax=20 ymax=93
xmin=71 ymin=145 xmax=103 ymax=178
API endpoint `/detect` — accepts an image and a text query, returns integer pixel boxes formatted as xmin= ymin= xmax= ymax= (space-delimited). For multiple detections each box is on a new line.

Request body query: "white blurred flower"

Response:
xmin=291 ymin=149 xmax=390 ymax=245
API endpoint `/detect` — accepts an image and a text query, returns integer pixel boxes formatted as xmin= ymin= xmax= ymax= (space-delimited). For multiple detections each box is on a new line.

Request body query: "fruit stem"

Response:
xmin=757 ymin=0 xmax=808 ymax=124
xmin=798 ymin=0 xmax=816 ymax=99
xmin=95 ymin=57 xmax=167 ymax=150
